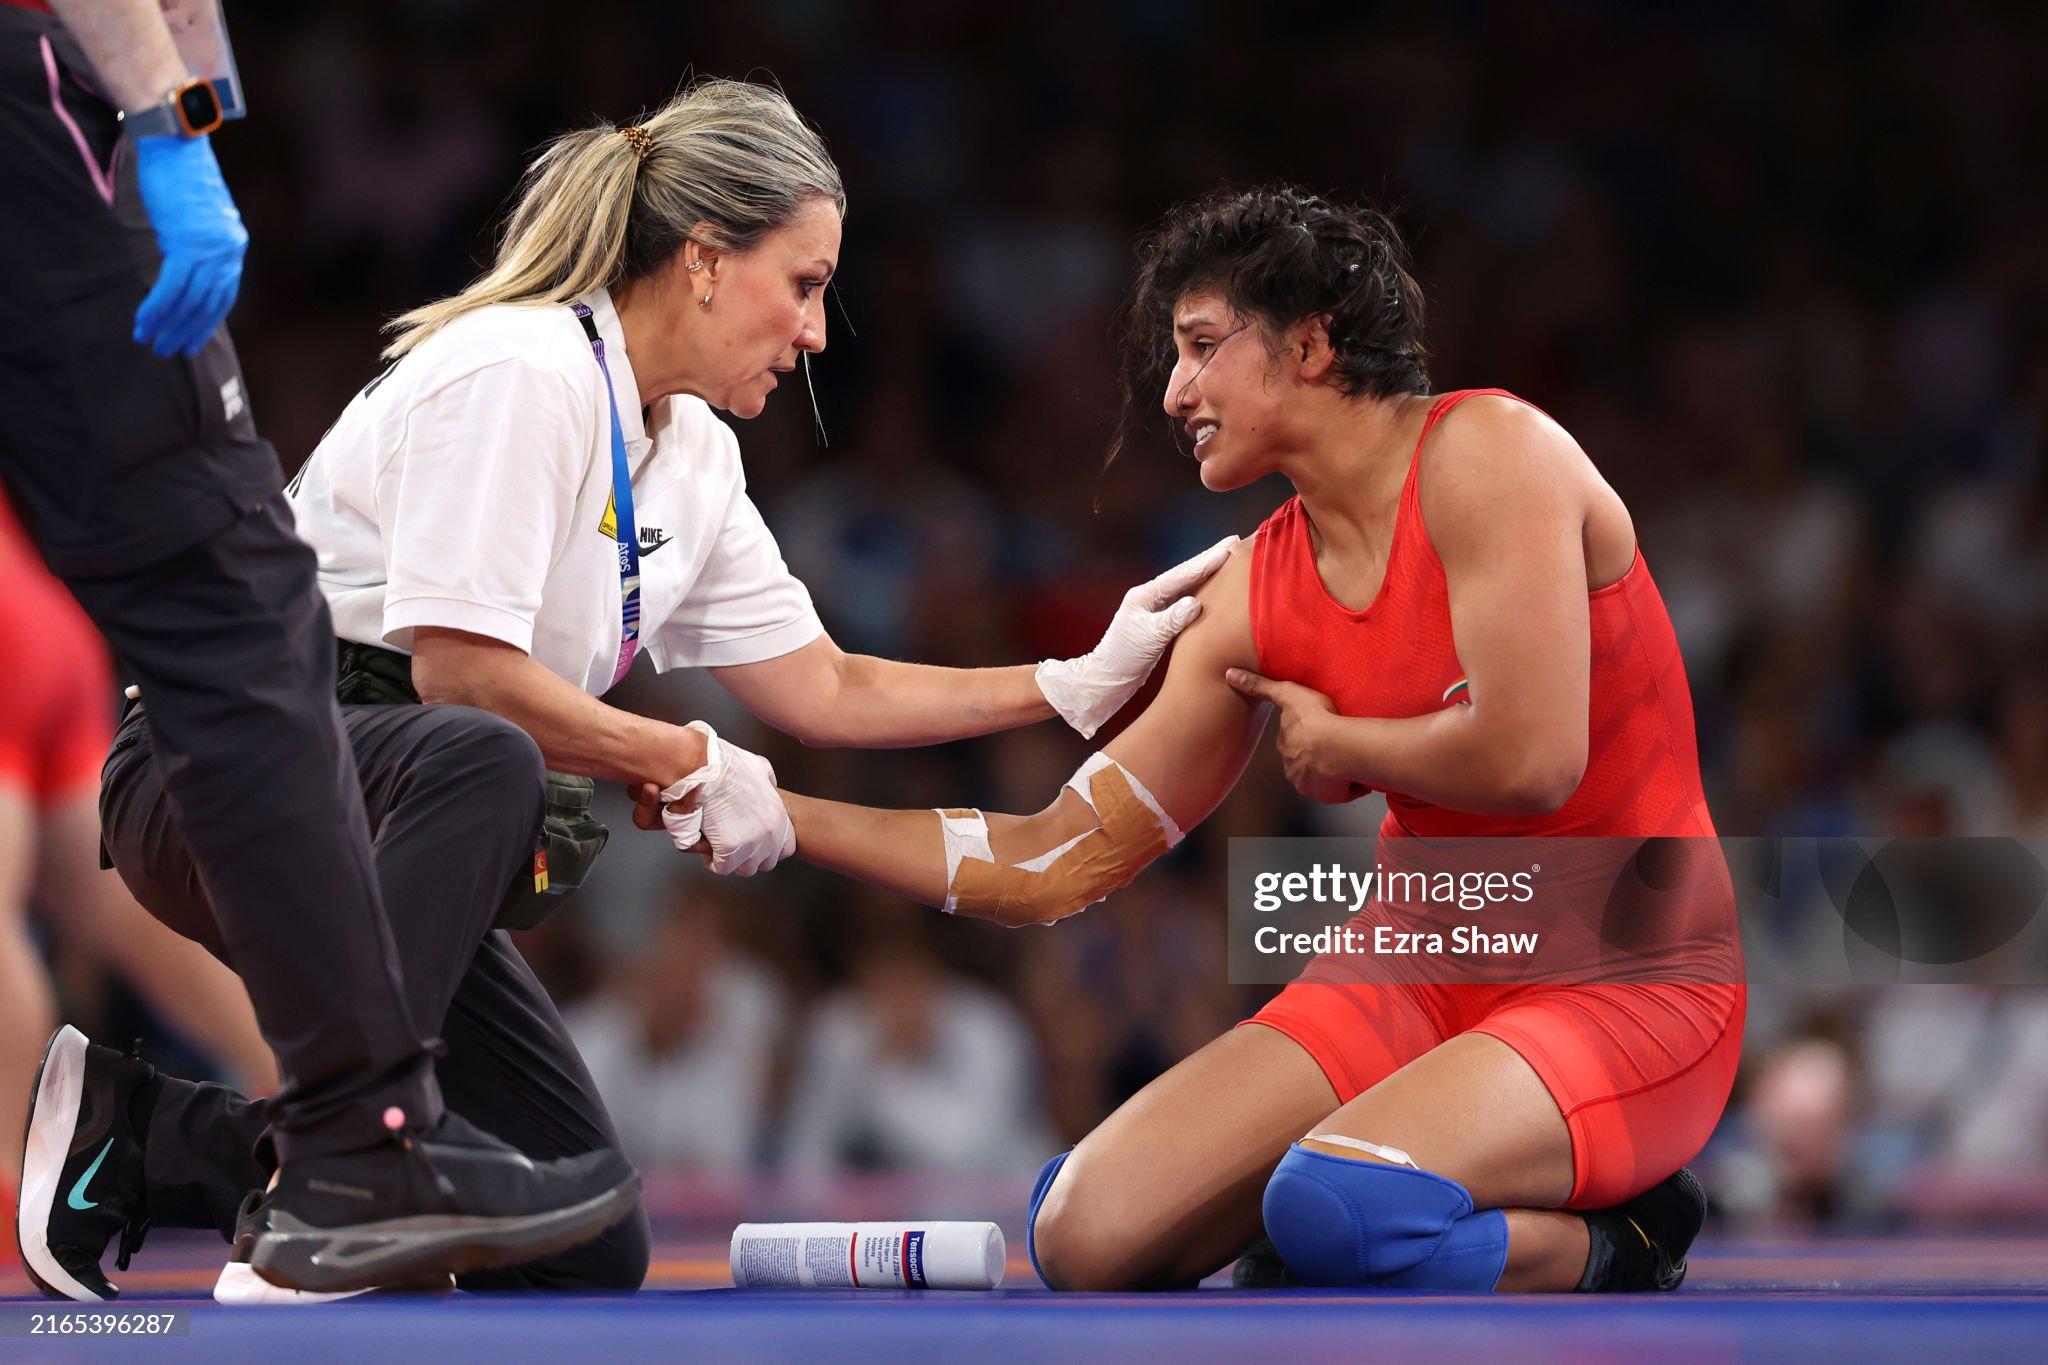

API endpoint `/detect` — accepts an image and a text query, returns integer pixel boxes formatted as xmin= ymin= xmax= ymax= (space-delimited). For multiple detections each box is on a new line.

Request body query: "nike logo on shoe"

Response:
xmin=66 ymin=1138 xmax=115 ymax=1211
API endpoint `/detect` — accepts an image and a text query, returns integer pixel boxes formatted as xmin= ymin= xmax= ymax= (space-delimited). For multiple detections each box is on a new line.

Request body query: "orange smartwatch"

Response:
xmin=121 ymin=77 xmax=224 ymax=139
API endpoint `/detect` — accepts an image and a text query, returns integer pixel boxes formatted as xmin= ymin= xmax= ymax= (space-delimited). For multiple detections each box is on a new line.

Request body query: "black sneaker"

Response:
xmin=16 ymin=1026 xmax=159 ymax=1302
xmin=246 ymin=1110 xmax=639 ymax=1295
xmin=1579 ymin=1166 xmax=1707 ymax=1293
xmin=214 ymin=1191 xmax=455 ymax=1305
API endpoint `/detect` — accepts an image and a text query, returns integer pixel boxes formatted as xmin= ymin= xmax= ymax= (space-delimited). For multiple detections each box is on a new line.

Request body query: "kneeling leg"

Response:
xmin=1263 ymin=1138 xmax=1507 ymax=1290
xmin=1028 ymin=1022 xmax=1338 ymax=1291
xmin=1264 ymin=1031 xmax=1580 ymax=1292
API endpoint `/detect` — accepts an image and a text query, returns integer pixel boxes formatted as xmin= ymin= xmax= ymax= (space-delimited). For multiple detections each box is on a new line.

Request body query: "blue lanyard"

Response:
xmin=571 ymin=302 xmax=641 ymax=690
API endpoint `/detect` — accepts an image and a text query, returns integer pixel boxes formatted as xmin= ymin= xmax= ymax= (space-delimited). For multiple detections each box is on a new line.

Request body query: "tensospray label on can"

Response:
xmin=730 ymin=1222 xmax=1003 ymax=1290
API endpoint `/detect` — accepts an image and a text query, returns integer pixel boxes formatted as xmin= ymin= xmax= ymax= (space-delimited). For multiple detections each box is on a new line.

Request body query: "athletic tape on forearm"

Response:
xmin=932 ymin=755 xmax=1182 ymax=927
xmin=937 ymin=809 xmax=992 ymax=913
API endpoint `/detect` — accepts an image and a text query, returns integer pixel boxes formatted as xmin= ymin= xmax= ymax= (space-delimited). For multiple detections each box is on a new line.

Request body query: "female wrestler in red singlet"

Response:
xmin=773 ymin=186 xmax=1743 ymax=1294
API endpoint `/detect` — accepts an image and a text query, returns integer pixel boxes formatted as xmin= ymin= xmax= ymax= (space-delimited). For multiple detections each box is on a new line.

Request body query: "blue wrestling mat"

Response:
xmin=7 ymin=1231 xmax=2047 ymax=1360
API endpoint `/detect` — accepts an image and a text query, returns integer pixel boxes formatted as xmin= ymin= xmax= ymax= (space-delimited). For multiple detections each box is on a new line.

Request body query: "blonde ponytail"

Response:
xmin=383 ymin=78 xmax=844 ymax=361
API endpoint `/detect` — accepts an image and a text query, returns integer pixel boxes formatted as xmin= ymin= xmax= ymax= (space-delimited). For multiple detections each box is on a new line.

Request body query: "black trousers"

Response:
xmin=0 ymin=6 xmax=439 ymax=1160
xmin=101 ymin=700 xmax=651 ymax=1290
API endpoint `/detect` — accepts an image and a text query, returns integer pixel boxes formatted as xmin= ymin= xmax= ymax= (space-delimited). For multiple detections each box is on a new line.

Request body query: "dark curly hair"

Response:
xmin=1109 ymin=185 xmax=1429 ymax=465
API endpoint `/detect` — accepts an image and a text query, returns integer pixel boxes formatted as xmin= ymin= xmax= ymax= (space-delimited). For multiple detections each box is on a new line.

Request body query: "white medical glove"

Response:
xmin=659 ymin=721 xmax=796 ymax=877
xmin=1034 ymin=535 xmax=1239 ymax=738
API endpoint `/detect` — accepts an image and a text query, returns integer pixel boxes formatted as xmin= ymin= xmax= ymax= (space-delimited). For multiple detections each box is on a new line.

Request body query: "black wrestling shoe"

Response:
xmin=1232 ymin=1235 xmax=1301 ymax=1288
xmin=1577 ymin=1166 xmax=1707 ymax=1293
xmin=246 ymin=1109 xmax=639 ymax=1295
xmin=16 ymin=1026 xmax=159 ymax=1301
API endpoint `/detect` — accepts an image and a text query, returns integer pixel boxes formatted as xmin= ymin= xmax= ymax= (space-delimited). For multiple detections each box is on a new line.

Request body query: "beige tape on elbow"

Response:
xmin=936 ymin=756 xmax=1180 ymax=928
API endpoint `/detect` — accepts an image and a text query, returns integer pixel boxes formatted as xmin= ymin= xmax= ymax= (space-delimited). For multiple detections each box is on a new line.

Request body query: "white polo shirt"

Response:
xmin=286 ymin=288 xmax=823 ymax=695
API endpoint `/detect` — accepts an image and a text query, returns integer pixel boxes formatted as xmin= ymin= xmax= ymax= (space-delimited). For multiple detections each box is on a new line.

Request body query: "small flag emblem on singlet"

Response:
xmin=1442 ymin=678 xmax=1470 ymax=704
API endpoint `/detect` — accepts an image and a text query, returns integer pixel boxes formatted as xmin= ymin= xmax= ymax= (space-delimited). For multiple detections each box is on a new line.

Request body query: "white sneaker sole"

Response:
xmin=214 ymin=1260 xmax=373 ymax=1306
xmin=17 ymin=1025 xmax=104 ymax=1302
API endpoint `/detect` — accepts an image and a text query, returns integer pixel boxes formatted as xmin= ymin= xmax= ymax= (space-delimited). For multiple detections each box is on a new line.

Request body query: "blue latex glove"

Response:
xmin=131 ymin=133 xmax=248 ymax=357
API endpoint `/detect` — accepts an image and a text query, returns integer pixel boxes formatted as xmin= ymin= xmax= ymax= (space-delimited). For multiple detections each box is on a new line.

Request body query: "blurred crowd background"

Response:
xmin=19 ymin=0 xmax=2048 ymax=1238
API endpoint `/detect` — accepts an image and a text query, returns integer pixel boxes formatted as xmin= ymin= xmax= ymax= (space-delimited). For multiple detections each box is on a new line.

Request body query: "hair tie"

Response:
xmin=618 ymin=124 xmax=653 ymax=161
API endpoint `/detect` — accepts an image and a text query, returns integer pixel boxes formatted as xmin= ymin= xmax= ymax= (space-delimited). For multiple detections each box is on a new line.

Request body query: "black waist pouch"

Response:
xmin=336 ymin=640 xmax=607 ymax=932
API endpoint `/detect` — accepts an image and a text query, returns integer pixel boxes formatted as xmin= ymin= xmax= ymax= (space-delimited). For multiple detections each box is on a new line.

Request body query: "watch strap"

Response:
xmin=121 ymin=102 xmax=184 ymax=138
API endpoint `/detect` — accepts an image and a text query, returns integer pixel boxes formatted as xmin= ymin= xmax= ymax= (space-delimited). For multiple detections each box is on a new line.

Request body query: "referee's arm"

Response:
xmin=45 ymin=0 xmax=185 ymax=113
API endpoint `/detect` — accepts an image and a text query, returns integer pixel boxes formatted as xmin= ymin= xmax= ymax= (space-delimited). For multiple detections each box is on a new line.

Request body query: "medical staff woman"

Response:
xmin=83 ymin=77 xmax=1228 ymax=1297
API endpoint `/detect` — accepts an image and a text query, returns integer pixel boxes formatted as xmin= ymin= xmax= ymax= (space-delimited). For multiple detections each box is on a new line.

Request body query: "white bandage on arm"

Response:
xmin=1061 ymin=752 xmax=1184 ymax=847
xmin=936 ymin=809 xmax=992 ymax=913
xmin=930 ymin=753 xmax=1181 ymax=926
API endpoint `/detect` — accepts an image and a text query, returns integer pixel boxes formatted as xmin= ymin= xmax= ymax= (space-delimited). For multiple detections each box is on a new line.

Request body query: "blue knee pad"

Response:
xmin=1263 ymin=1143 xmax=1508 ymax=1290
xmin=1025 ymin=1150 xmax=1070 ymax=1287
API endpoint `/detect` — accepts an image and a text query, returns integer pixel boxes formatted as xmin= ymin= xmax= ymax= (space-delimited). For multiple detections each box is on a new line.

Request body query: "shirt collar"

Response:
xmin=578 ymin=286 xmax=649 ymax=453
